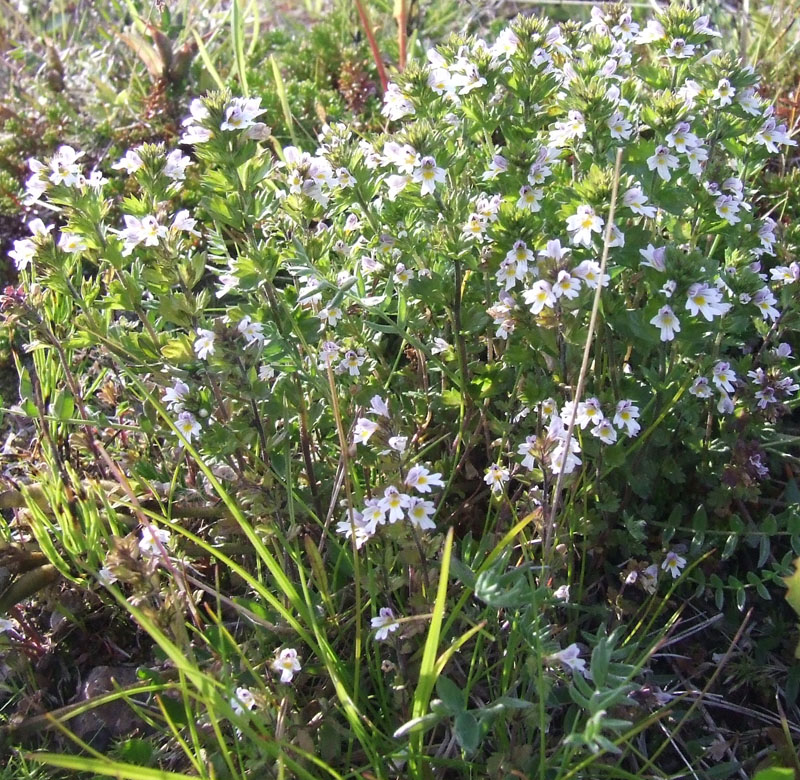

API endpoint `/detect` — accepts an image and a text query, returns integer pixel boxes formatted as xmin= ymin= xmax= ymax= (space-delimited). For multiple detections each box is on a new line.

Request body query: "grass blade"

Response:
xmin=270 ymin=54 xmax=298 ymax=146
xmin=231 ymin=0 xmax=249 ymax=96
xmin=409 ymin=526 xmax=454 ymax=775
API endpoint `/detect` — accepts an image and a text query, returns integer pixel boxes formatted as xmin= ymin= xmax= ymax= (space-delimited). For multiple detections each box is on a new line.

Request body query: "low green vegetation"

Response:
xmin=1 ymin=1 xmax=800 ymax=778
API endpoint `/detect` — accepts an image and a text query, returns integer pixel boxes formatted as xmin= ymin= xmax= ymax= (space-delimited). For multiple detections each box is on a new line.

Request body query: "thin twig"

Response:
xmin=544 ymin=148 xmax=624 ymax=563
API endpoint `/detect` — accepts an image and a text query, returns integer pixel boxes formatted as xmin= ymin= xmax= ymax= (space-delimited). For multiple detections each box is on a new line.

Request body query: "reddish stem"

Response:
xmin=354 ymin=0 xmax=389 ymax=93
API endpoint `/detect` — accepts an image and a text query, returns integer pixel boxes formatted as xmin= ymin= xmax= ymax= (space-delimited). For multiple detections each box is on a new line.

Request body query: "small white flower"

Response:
xmin=650 ymin=305 xmax=680 ymax=341
xmin=405 ymin=465 xmax=445 ymax=494
xmin=194 ymin=329 xmax=216 ymax=360
xmin=139 ymin=526 xmax=171 ymax=555
xmin=176 ymin=411 xmax=201 ymax=442
xmin=484 ymin=463 xmax=509 ymax=494
xmin=566 ymin=204 xmax=604 ymax=247
xmin=371 ymin=608 xmax=401 ymax=641
xmin=272 ymin=648 xmax=301 ymax=683
xmin=230 ymin=687 xmax=257 ymax=715
xmin=647 ymin=145 xmax=679 ymax=181
xmin=354 ymin=417 xmax=380 ymax=445
xmin=661 ymin=550 xmax=687 ymax=579
xmin=550 ymin=643 xmax=586 ymax=675
xmin=406 ymin=497 xmax=436 ymax=530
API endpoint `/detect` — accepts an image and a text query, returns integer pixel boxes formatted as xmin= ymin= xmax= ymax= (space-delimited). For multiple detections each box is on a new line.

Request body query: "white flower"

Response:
xmin=112 ymin=147 xmax=144 ymax=174
xmin=665 ymin=123 xmax=699 ymax=152
xmin=549 ymin=110 xmax=586 ymax=146
xmin=272 ymin=648 xmax=301 ymax=683
xmin=163 ymin=380 xmax=190 ymax=411
xmin=650 ymin=305 xmax=680 ymax=341
xmin=685 ymin=283 xmax=730 ymax=321
xmin=171 ymin=209 xmax=200 ymax=235
xmin=573 ymin=260 xmax=609 ymax=289
xmin=238 ymin=316 xmax=265 ymax=348
xmin=623 ymin=187 xmax=656 ymax=218
xmin=689 ymin=377 xmax=712 ymax=398
xmin=382 ymin=83 xmax=415 ymax=120
xmin=339 ymin=350 xmax=365 ymax=376
xmin=220 ymin=97 xmax=265 ymax=131
xmin=566 ymin=204 xmax=604 ymax=247
xmin=523 ymin=280 xmax=555 ymax=315
xmin=666 ymin=38 xmax=694 ymax=58
xmin=517 ymin=185 xmax=544 ymax=212
xmin=230 ymin=686 xmax=257 ymax=716
xmin=194 ymin=329 xmax=216 ymax=360
xmin=48 ymin=145 xmax=84 ymax=185
xmin=484 ymin=463 xmax=509 ymax=494
xmin=164 ymin=149 xmax=193 ymax=181
xmin=139 ymin=526 xmax=171 ymax=555
xmin=58 ymin=232 xmax=87 ymax=253
xmin=517 ymin=436 xmax=537 ymax=470
xmin=661 ymin=550 xmax=687 ymax=579
xmin=712 ymin=78 xmax=735 ymax=107
xmin=554 ymin=584 xmax=570 ymax=602
xmin=412 ymin=156 xmax=445 ymax=196
xmin=686 ymin=145 xmax=708 ymax=176
xmin=371 ymin=608 xmax=401 ymax=641
xmin=647 ymin=145 xmax=679 ymax=181
xmin=753 ymin=288 xmax=780 ymax=321
xmin=613 ymin=400 xmax=641 ymax=437
xmin=553 ymin=270 xmax=580 ymax=300
xmin=712 ymin=361 xmax=737 ymax=393
xmin=407 ymin=497 xmax=436 ymax=530
xmin=176 ymin=411 xmax=201 ymax=442
xmin=405 ymin=465 xmax=445 ymax=493
xmin=354 ymin=417 xmax=380 ymax=445
xmin=715 ymin=195 xmax=741 ymax=224
xmin=388 ymin=435 xmax=408 ymax=453
xmin=9 ymin=238 xmax=36 ymax=270
xmin=607 ymin=111 xmax=632 ymax=141
xmin=591 ymin=417 xmax=617 ymax=444
xmin=379 ymin=486 xmax=411 ymax=523
xmin=551 ymin=643 xmax=586 ymax=675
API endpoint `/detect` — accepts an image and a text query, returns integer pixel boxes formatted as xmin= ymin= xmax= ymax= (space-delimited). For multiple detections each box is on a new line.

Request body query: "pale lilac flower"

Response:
xmin=163 ymin=380 xmax=190 ymax=411
xmin=354 ymin=418 xmax=380 ymax=445
xmin=371 ymin=608 xmax=401 ymax=641
xmin=551 ymin=643 xmax=586 ymax=675
xmin=685 ymin=282 xmax=730 ymax=321
xmin=712 ymin=361 xmax=737 ymax=393
xmin=639 ymin=244 xmax=666 ymax=271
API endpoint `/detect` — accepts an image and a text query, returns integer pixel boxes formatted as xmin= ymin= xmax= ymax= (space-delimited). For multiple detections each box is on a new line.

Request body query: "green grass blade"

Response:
xmin=409 ymin=527 xmax=454 ymax=774
xmin=192 ymin=29 xmax=225 ymax=91
xmin=231 ymin=0 xmax=249 ymax=96
xmin=25 ymin=754 xmax=199 ymax=780
xmin=270 ymin=54 xmax=298 ymax=147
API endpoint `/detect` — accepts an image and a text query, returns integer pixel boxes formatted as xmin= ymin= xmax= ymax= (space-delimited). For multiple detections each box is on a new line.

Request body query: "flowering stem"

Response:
xmin=544 ymin=148 xmax=624 ymax=565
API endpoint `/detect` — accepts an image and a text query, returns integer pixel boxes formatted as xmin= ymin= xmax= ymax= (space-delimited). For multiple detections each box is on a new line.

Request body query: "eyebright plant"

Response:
xmin=4 ymin=3 xmax=800 ymax=776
